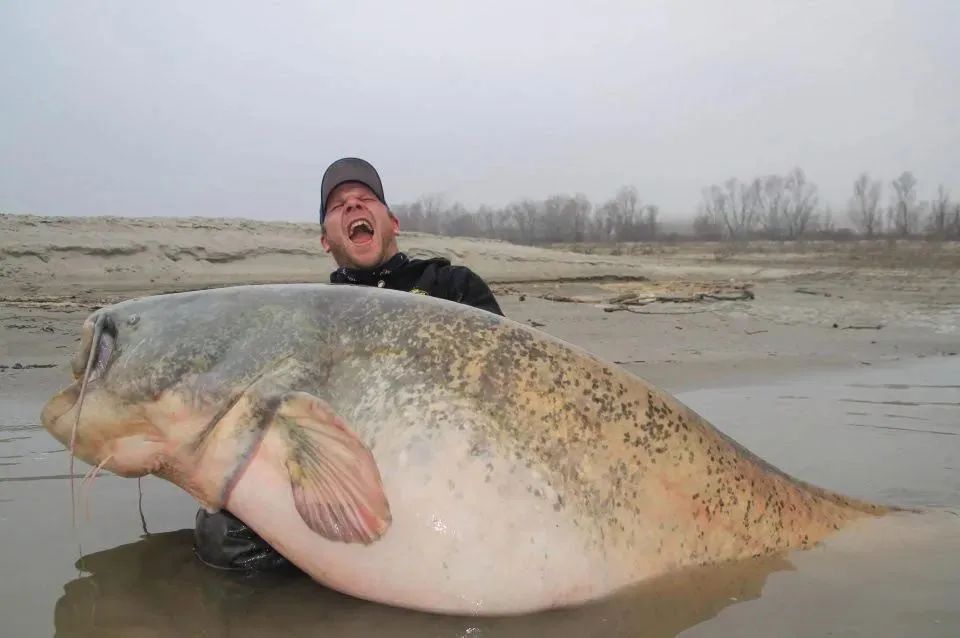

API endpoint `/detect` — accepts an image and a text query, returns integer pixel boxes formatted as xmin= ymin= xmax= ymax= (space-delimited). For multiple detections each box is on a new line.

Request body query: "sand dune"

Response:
xmin=0 ymin=213 xmax=663 ymax=298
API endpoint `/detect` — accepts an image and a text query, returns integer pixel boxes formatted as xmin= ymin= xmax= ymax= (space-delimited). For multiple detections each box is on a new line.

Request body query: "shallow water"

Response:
xmin=1 ymin=357 xmax=957 ymax=637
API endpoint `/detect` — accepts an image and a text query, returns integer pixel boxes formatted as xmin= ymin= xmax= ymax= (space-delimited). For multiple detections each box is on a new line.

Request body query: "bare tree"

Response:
xmin=781 ymin=167 xmax=819 ymax=239
xmin=541 ymin=194 xmax=592 ymax=243
xmin=568 ymin=193 xmax=592 ymax=243
xmin=754 ymin=175 xmax=787 ymax=238
xmin=643 ymin=204 xmax=659 ymax=239
xmin=474 ymin=205 xmax=497 ymax=239
xmin=888 ymin=171 xmax=920 ymax=236
xmin=695 ymin=186 xmax=724 ymax=239
xmin=396 ymin=193 xmax=448 ymax=234
xmin=731 ymin=178 xmax=761 ymax=238
xmin=495 ymin=207 xmax=515 ymax=241
xmin=508 ymin=199 xmax=542 ymax=244
xmin=595 ymin=199 xmax=622 ymax=241
xmin=615 ymin=186 xmax=639 ymax=220
xmin=818 ymin=206 xmax=836 ymax=234
xmin=541 ymin=195 xmax=567 ymax=243
xmin=615 ymin=185 xmax=647 ymax=240
xmin=848 ymin=173 xmax=883 ymax=236
xmin=695 ymin=178 xmax=760 ymax=239
xmin=445 ymin=202 xmax=482 ymax=238
xmin=925 ymin=185 xmax=952 ymax=236
xmin=692 ymin=204 xmax=723 ymax=239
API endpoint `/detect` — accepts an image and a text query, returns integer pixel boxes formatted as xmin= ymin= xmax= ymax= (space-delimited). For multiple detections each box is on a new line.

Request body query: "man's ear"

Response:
xmin=389 ymin=211 xmax=400 ymax=234
xmin=320 ymin=230 xmax=332 ymax=253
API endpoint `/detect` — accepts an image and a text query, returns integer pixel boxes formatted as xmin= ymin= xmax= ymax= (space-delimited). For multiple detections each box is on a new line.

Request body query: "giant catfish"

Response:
xmin=41 ymin=284 xmax=891 ymax=616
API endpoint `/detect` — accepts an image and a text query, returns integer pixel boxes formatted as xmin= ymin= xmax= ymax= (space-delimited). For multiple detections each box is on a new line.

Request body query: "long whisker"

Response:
xmin=70 ymin=314 xmax=105 ymax=531
xmin=82 ymin=454 xmax=112 ymax=488
xmin=80 ymin=463 xmax=99 ymax=484
xmin=80 ymin=454 xmax=112 ymax=521
xmin=138 ymin=477 xmax=150 ymax=536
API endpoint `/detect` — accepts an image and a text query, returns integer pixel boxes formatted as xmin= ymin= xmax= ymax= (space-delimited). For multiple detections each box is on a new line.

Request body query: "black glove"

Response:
xmin=193 ymin=508 xmax=294 ymax=572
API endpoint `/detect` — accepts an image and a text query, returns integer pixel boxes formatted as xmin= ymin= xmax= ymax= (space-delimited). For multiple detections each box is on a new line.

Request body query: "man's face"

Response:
xmin=321 ymin=182 xmax=400 ymax=270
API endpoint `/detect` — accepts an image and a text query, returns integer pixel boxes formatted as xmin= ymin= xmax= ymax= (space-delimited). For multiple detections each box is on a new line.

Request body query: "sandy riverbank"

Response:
xmin=2 ymin=213 xmax=958 ymax=391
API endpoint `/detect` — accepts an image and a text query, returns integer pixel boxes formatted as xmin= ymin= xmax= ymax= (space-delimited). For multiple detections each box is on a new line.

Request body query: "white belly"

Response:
xmin=225 ymin=425 xmax=623 ymax=615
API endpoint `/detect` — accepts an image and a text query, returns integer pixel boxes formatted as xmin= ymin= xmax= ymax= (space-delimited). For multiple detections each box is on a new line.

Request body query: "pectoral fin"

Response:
xmin=275 ymin=391 xmax=391 ymax=544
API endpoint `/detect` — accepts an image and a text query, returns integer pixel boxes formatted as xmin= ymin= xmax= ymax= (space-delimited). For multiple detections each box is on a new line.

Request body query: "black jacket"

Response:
xmin=329 ymin=252 xmax=504 ymax=316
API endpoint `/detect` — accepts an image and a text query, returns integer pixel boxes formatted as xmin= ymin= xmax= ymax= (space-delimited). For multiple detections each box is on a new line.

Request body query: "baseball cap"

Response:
xmin=319 ymin=157 xmax=386 ymax=223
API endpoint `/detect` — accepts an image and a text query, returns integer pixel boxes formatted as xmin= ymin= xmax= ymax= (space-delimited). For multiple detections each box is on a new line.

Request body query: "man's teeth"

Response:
xmin=348 ymin=220 xmax=374 ymax=236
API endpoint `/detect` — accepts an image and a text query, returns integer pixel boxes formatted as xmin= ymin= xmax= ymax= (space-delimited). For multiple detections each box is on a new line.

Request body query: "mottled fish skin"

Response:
xmin=304 ymin=286 xmax=888 ymax=568
xmin=41 ymin=283 xmax=892 ymax=613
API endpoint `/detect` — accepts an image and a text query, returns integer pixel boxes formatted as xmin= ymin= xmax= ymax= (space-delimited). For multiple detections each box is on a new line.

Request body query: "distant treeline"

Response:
xmin=391 ymin=169 xmax=960 ymax=243
xmin=392 ymin=186 xmax=658 ymax=245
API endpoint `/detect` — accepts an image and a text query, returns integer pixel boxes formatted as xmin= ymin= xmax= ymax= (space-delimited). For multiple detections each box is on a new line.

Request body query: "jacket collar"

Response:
xmin=330 ymin=252 xmax=411 ymax=286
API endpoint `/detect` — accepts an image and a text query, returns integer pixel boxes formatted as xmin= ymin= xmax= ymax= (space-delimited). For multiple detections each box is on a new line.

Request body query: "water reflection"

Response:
xmin=54 ymin=530 xmax=793 ymax=638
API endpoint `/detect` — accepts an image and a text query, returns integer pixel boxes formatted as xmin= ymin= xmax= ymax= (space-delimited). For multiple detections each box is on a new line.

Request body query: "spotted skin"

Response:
xmin=41 ymin=283 xmax=891 ymax=615
xmin=313 ymin=288 xmax=887 ymax=563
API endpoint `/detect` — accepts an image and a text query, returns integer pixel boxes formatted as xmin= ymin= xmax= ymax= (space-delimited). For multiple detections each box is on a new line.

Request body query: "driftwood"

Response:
xmin=795 ymin=288 xmax=832 ymax=297
xmin=540 ymin=286 xmax=754 ymax=307
xmin=613 ymin=290 xmax=754 ymax=305
xmin=603 ymin=306 xmax=713 ymax=315
xmin=0 ymin=363 xmax=57 ymax=370
xmin=538 ymin=293 xmax=587 ymax=303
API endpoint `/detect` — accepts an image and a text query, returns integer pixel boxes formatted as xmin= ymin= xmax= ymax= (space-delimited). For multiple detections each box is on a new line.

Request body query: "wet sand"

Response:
xmin=1 ymin=215 xmax=958 ymax=636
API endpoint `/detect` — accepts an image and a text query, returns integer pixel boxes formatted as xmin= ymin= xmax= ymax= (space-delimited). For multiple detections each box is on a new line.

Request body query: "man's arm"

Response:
xmin=439 ymin=265 xmax=505 ymax=316
xmin=194 ymin=509 xmax=292 ymax=571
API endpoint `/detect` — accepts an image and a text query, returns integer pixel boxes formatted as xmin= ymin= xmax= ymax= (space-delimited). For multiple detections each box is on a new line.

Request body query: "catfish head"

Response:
xmin=41 ymin=308 xmax=167 ymax=478
xmin=41 ymin=286 xmax=392 ymax=544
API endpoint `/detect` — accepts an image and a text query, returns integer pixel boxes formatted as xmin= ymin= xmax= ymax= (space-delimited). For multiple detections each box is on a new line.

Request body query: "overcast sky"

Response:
xmin=1 ymin=1 xmax=957 ymax=223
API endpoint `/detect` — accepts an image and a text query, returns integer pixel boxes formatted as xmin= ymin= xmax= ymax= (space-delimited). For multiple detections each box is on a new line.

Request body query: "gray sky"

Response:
xmin=1 ymin=0 xmax=957 ymax=223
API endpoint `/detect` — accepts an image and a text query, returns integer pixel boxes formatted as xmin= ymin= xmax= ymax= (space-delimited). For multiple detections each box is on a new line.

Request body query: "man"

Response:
xmin=193 ymin=157 xmax=504 ymax=571
xmin=320 ymin=157 xmax=503 ymax=315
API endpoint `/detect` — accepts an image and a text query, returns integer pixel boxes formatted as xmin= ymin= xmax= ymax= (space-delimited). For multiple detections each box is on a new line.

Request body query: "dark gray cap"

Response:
xmin=319 ymin=157 xmax=386 ymax=223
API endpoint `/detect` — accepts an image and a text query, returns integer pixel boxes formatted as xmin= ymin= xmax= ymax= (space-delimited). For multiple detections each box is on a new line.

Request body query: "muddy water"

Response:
xmin=1 ymin=358 xmax=957 ymax=637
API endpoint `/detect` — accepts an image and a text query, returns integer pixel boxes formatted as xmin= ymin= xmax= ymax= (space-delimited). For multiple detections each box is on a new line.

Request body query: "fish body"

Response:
xmin=41 ymin=284 xmax=888 ymax=616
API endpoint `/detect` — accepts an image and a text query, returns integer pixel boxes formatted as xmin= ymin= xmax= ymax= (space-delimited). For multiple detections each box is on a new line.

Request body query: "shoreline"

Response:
xmin=2 ymin=212 xmax=958 ymax=394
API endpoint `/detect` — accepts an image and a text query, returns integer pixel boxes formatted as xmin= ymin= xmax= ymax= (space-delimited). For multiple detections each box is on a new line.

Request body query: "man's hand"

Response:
xmin=193 ymin=508 xmax=294 ymax=572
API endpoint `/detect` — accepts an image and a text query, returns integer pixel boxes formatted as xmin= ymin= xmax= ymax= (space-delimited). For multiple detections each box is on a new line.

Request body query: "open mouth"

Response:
xmin=71 ymin=313 xmax=117 ymax=384
xmin=347 ymin=218 xmax=375 ymax=245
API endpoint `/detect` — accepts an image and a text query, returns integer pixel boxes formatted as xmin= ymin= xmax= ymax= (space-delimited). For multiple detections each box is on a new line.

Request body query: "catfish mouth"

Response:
xmin=346 ymin=217 xmax=375 ymax=245
xmin=72 ymin=312 xmax=117 ymax=385
xmin=44 ymin=313 xmax=118 ymax=426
